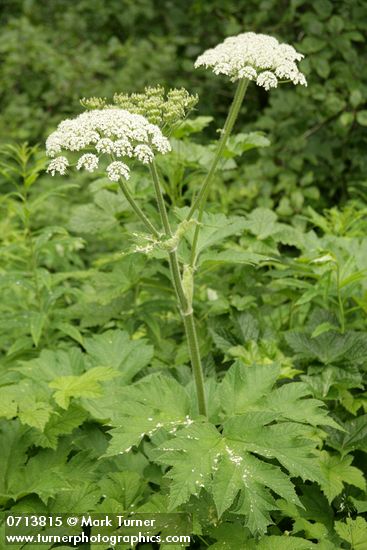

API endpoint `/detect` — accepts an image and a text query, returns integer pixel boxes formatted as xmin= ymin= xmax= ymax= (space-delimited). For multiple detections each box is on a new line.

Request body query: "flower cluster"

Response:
xmin=82 ymin=86 xmax=199 ymax=128
xmin=195 ymin=32 xmax=307 ymax=89
xmin=113 ymin=86 xmax=199 ymax=127
xmin=46 ymin=108 xmax=171 ymax=180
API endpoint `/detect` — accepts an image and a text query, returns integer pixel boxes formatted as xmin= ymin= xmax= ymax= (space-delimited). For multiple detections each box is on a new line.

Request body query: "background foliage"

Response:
xmin=0 ymin=1 xmax=366 ymax=549
xmin=1 ymin=0 xmax=367 ymax=209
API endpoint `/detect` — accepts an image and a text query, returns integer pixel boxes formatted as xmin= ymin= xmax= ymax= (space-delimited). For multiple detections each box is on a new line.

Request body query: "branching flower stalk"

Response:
xmin=45 ymin=32 xmax=307 ymax=419
xmin=188 ymin=32 xmax=307 ymax=267
xmin=188 ymin=77 xmax=249 ymax=267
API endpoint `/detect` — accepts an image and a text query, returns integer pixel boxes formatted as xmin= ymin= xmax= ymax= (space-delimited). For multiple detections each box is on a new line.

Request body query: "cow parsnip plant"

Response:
xmin=0 ymin=32 xmax=366 ymax=550
xmin=46 ymin=33 xmax=307 ymax=418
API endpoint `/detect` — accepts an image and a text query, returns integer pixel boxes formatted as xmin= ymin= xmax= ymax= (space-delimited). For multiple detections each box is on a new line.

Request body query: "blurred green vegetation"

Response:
xmin=1 ymin=0 xmax=366 ymax=211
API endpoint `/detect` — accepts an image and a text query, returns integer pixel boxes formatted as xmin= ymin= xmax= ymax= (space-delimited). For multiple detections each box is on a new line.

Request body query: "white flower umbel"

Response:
xmin=106 ymin=161 xmax=130 ymax=181
xmin=134 ymin=144 xmax=154 ymax=164
xmin=46 ymin=156 xmax=69 ymax=176
xmin=46 ymin=108 xmax=171 ymax=181
xmin=76 ymin=153 xmax=99 ymax=172
xmin=195 ymin=32 xmax=307 ymax=89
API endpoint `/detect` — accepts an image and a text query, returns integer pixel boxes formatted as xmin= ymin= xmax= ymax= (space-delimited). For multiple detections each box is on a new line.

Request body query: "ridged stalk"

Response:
xmin=150 ymin=162 xmax=207 ymax=416
xmin=188 ymin=78 xmax=249 ymax=266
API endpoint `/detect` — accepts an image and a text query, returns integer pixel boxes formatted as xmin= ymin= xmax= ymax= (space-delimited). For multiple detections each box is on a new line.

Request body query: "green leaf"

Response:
xmin=0 ymin=380 xmax=52 ymax=431
xmin=301 ymin=36 xmax=327 ymax=53
xmin=311 ymin=322 xmax=338 ymax=338
xmin=247 ymin=535 xmax=318 ymax=549
xmin=183 ymin=212 xmax=247 ymax=255
xmin=319 ymin=451 xmax=365 ymax=502
xmin=70 ymin=203 xmax=115 ymax=234
xmin=351 ymin=497 xmax=367 ymax=514
xmin=18 ymin=348 xmax=85 ymax=381
xmin=277 ymin=484 xmax=334 ymax=536
xmin=236 ymin=312 xmax=259 ymax=342
xmin=29 ymin=312 xmax=47 ymax=347
xmin=224 ymin=132 xmax=270 ymax=158
xmin=213 ymin=451 xmax=301 ymax=523
xmin=285 ymin=330 xmax=367 ymax=365
xmin=200 ymin=249 xmax=273 ymax=267
xmin=0 ymin=426 xmax=73 ymax=504
xmin=56 ymin=322 xmax=84 ymax=345
xmin=18 ymin=401 xmax=53 ymax=431
xmin=243 ymin=208 xmax=278 ymax=240
xmin=262 ymin=382 xmax=340 ymax=428
xmin=219 ymin=362 xmax=335 ymax=428
xmin=98 ymin=471 xmax=144 ymax=510
xmin=172 ymin=116 xmax=213 ymax=138
xmin=156 ymin=416 xmax=315 ymax=535
xmin=211 ymin=453 xmax=244 ymax=518
xmin=326 ymin=415 xmax=367 ymax=457
xmin=84 ymin=329 xmax=153 ymax=383
xmin=356 ymin=110 xmax=367 ymax=127
xmin=50 ymin=483 xmax=101 ymax=513
xmin=0 ymin=388 xmax=17 ymax=419
xmin=157 ymin=422 xmax=222 ymax=510
xmin=105 ymin=374 xmax=191 ymax=456
xmin=335 ymin=517 xmax=367 ymax=549
xmin=313 ymin=0 xmax=332 ymax=18
xmin=33 ymin=405 xmax=88 ymax=448
xmin=49 ymin=366 xmax=119 ymax=408
xmin=219 ymin=362 xmax=280 ymax=416
xmin=313 ymin=57 xmax=330 ymax=79
xmin=0 ymin=420 xmax=30 ymax=505
xmin=224 ymin=417 xmax=325 ymax=484
xmin=207 ymin=523 xmax=250 ymax=549
xmin=237 ymin=484 xmax=277 ymax=534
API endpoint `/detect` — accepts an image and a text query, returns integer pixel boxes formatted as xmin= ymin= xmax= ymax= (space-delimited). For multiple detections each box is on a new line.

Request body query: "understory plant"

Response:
xmin=1 ymin=32 xmax=366 ymax=549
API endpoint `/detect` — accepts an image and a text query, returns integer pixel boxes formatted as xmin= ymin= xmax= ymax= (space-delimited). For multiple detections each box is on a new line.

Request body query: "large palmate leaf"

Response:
xmin=84 ymin=329 xmax=153 ymax=383
xmin=218 ymin=362 xmax=338 ymax=428
xmin=104 ymin=362 xmax=337 ymax=535
xmin=155 ymin=417 xmax=315 ymax=534
xmin=104 ymin=373 xmax=191 ymax=456
xmin=151 ymin=363 xmax=336 ymax=534
xmin=285 ymin=330 xmax=367 ymax=365
xmin=49 ymin=366 xmax=119 ymax=408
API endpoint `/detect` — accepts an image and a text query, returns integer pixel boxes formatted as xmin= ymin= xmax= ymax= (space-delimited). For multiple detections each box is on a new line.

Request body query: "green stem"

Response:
xmin=117 ymin=178 xmax=160 ymax=238
xmin=150 ymin=162 xmax=207 ymax=416
xmin=336 ymin=264 xmax=345 ymax=334
xmin=188 ymin=78 xmax=249 ymax=266
xmin=183 ymin=312 xmax=207 ymax=416
xmin=150 ymin=162 xmax=172 ymax=237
